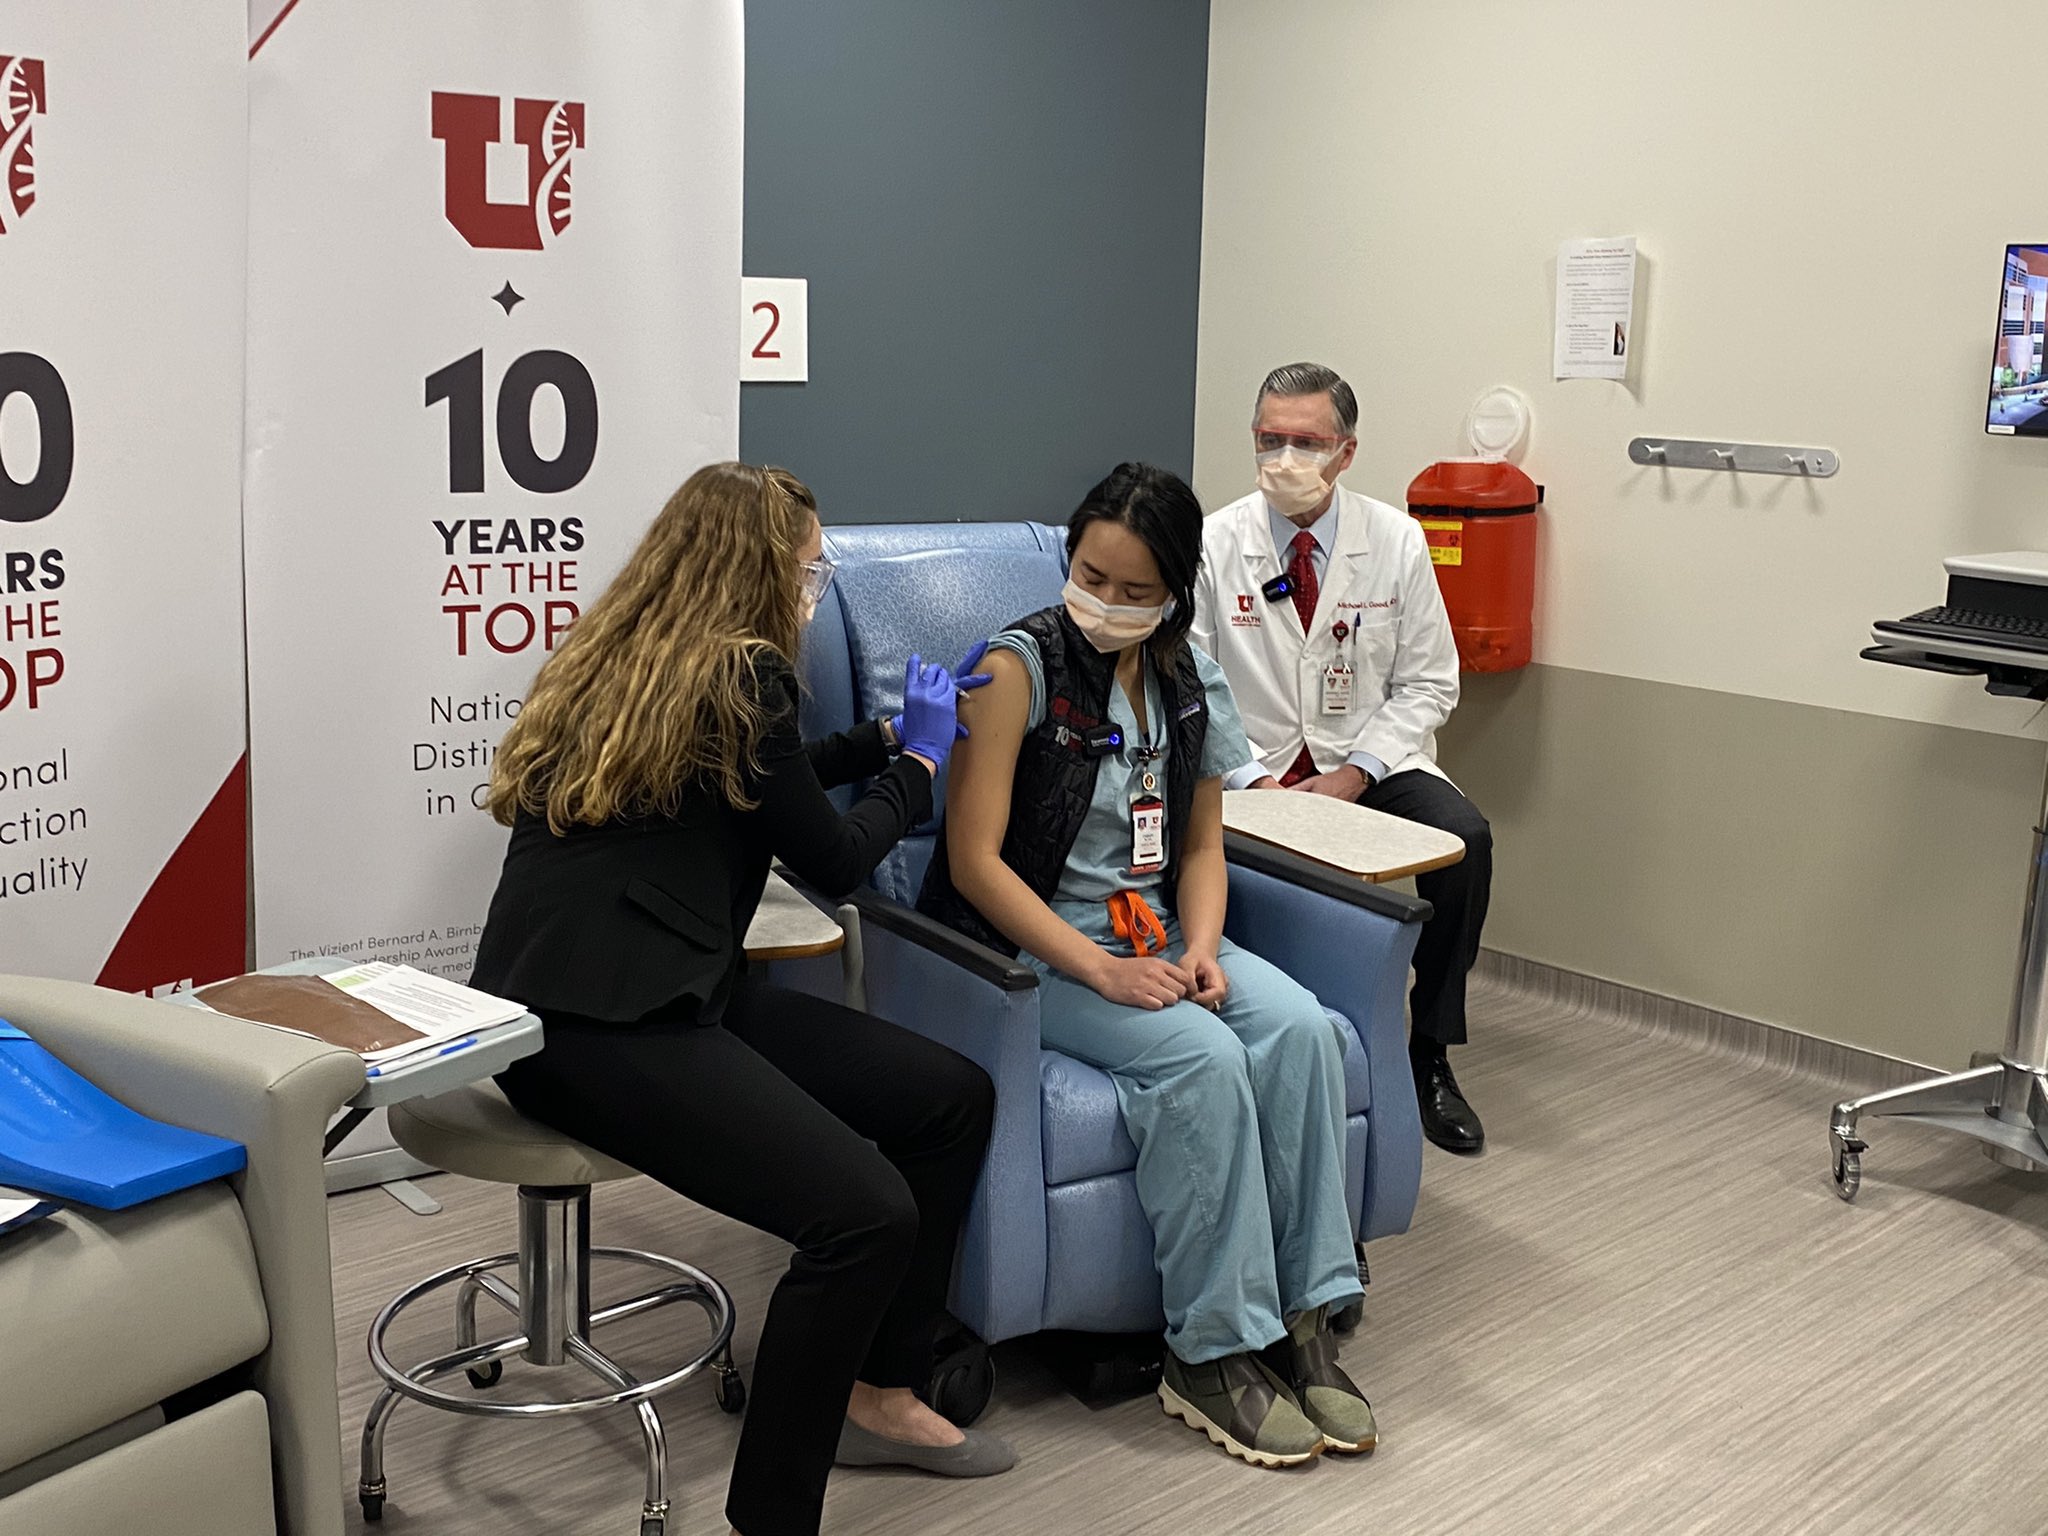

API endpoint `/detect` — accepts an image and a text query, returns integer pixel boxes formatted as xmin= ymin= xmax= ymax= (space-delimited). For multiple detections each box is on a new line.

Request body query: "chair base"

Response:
xmin=1032 ymin=1329 xmax=1164 ymax=1404
xmin=359 ymin=1184 xmax=741 ymax=1536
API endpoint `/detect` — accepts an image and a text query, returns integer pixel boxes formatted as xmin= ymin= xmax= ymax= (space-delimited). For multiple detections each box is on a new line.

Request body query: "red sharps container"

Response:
xmin=1406 ymin=459 xmax=1542 ymax=673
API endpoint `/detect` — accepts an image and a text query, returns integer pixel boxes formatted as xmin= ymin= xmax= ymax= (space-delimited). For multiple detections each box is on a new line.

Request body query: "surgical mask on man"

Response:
xmin=1257 ymin=445 xmax=1336 ymax=519
xmin=1063 ymin=579 xmax=1172 ymax=653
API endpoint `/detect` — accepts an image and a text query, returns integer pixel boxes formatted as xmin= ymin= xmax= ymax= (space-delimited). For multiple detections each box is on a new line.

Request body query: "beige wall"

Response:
xmin=1196 ymin=0 xmax=2048 ymax=1065
xmin=1440 ymin=665 xmax=2038 ymax=1068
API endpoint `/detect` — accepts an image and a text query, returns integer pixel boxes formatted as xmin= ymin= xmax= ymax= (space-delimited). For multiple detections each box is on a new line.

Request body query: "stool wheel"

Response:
xmin=467 ymin=1360 xmax=503 ymax=1389
xmin=715 ymin=1365 xmax=747 ymax=1414
xmin=1833 ymin=1142 xmax=1864 ymax=1202
xmin=639 ymin=1517 xmax=664 ymax=1536
xmin=360 ymin=1490 xmax=385 ymax=1523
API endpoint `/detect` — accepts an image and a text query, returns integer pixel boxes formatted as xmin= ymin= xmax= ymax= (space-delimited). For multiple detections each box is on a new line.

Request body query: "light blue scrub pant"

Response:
xmin=1029 ymin=910 xmax=1363 ymax=1363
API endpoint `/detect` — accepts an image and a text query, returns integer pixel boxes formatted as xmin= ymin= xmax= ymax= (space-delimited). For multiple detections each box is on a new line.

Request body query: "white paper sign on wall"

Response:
xmin=742 ymin=276 xmax=809 ymax=382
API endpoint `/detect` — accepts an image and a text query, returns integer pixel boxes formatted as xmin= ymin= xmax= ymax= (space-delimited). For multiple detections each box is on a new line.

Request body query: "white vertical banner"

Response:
xmin=244 ymin=1 xmax=743 ymax=978
xmin=0 ymin=6 xmax=249 ymax=992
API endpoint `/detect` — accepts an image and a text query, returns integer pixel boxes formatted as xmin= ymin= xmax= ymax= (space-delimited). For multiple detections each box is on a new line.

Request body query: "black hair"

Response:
xmin=1065 ymin=462 xmax=1203 ymax=656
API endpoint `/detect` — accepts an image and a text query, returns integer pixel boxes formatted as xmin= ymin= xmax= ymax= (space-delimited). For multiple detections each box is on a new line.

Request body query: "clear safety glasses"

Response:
xmin=800 ymin=555 xmax=838 ymax=606
xmin=1253 ymin=428 xmax=1348 ymax=456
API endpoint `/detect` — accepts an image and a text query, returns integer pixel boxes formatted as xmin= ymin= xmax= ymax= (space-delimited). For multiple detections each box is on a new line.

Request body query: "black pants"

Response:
xmin=497 ymin=975 xmax=995 ymax=1536
xmin=1357 ymin=770 xmax=1493 ymax=1048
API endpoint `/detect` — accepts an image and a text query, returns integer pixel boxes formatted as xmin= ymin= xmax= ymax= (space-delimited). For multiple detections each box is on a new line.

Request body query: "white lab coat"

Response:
xmin=1191 ymin=484 xmax=1459 ymax=784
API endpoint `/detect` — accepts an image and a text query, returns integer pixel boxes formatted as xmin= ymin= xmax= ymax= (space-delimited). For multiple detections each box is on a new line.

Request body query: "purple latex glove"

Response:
xmin=898 ymin=654 xmax=960 ymax=766
xmin=891 ymin=639 xmax=994 ymax=745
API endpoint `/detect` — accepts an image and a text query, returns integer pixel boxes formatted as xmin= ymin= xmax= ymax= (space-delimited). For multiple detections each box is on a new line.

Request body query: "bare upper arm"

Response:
xmin=1185 ymin=774 xmax=1224 ymax=854
xmin=946 ymin=648 xmax=1030 ymax=864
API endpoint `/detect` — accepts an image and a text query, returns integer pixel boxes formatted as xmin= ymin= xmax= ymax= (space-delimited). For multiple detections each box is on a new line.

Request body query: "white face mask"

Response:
xmin=1063 ymin=579 xmax=1172 ymax=653
xmin=1257 ymin=445 xmax=1337 ymax=519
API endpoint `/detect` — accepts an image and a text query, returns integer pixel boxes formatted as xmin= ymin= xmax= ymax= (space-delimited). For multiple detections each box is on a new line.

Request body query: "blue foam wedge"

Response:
xmin=0 ymin=1020 xmax=246 ymax=1209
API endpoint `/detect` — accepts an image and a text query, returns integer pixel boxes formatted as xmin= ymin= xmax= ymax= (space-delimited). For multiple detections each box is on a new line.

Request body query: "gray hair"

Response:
xmin=1253 ymin=362 xmax=1358 ymax=439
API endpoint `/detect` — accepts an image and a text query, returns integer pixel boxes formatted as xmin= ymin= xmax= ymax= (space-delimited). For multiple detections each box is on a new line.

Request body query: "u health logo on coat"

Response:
xmin=0 ymin=57 xmax=46 ymax=235
xmin=430 ymin=91 xmax=584 ymax=252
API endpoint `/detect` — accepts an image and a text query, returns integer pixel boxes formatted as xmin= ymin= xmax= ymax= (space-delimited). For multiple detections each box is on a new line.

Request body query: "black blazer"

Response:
xmin=470 ymin=652 xmax=931 ymax=1025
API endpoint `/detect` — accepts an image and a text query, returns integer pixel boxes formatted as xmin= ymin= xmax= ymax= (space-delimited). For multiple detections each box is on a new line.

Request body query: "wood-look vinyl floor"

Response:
xmin=327 ymin=972 xmax=2048 ymax=1535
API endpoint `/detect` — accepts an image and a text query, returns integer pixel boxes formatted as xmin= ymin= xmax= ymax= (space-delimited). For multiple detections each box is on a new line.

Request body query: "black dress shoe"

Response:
xmin=1415 ymin=1054 xmax=1485 ymax=1153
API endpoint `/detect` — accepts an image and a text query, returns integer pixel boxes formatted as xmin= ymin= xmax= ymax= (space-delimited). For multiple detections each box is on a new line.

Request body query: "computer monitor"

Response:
xmin=1987 ymin=245 xmax=2048 ymax=435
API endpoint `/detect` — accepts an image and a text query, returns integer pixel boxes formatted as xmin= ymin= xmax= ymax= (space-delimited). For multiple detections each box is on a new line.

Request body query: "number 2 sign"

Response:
xmin=740 ymin=275 xmax=808 ymax=383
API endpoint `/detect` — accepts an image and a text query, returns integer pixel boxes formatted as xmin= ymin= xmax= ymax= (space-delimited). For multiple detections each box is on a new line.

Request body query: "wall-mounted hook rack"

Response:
xmin=1628 ymin=437 xmax=1838 ymax=477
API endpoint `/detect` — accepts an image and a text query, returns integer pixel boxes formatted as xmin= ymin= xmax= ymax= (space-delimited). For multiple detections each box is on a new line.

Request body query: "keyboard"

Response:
xmin=1878 ymin=605 xmax=2048 ymax=654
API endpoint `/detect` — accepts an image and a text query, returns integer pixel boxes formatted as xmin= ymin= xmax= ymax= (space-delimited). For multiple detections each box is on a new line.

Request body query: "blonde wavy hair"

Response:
xmin=488 ymin=462 xmax=817 ymax=831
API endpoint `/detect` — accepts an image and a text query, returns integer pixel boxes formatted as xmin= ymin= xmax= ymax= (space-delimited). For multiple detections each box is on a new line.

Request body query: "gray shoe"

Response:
xmin=1158 ymin=1349 xmax=1325 ymax=1468
xmin=834 ymin=1417 xmax=1018 ymax=1477
xmin=1263 ymin=1305 xmax=1378 ymax=1454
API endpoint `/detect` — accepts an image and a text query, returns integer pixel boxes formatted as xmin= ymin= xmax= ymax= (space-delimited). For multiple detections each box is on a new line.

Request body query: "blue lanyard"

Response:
xmin=1128 ymin=646 xmax=1162 ymax=795
xmin=1128 ymin=645 xmax=1161 ymax=763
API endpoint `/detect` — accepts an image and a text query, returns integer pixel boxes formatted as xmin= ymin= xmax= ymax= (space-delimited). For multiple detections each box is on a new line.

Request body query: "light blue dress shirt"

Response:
xmin=1218 ymin=500 xmax=1390 ymax=791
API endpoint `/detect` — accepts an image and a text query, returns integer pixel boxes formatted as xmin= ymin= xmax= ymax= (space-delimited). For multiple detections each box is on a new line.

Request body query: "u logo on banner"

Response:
xmin=0 ymin=55 xmax=47 ymax=235
xmin=429 ymin=91 xmax=584 ymax=252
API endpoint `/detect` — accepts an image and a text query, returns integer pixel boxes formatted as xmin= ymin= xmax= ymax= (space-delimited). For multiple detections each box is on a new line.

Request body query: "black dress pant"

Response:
xmin=1357 ymin=770 xmax=1493 ymax=1048
xmin=497 ymin=975 xmax=994 ymax=1536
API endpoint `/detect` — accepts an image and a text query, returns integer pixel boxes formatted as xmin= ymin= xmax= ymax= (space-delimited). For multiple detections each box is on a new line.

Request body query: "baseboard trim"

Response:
xmin=1473 ymin=949 xmax=1937 ymax=1094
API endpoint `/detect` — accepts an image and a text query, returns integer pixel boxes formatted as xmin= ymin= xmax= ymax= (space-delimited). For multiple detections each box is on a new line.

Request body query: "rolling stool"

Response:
xmin=358 ymin=1081 xmax=746 ymax=1535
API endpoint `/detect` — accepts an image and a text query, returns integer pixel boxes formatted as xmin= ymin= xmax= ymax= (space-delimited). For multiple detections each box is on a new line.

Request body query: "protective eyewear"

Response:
xmin=1253 ymin=429 xmax=1348 ymax=455
xmin=800 ymin=555 xmax=837 ymax=605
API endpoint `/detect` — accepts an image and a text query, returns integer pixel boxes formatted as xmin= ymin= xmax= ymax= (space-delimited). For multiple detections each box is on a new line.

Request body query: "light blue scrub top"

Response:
xmin=987 ymin=632 xmax=1253 ymax=937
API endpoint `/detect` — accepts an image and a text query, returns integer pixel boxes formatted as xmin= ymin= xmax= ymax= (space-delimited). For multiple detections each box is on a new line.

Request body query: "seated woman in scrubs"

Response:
xmin=917 ymin=463 xmax=1376 ymax=1468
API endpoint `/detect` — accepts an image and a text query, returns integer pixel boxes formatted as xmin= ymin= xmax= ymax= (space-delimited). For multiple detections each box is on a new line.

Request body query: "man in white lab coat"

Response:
xmin=1191 ymin=363 xmax=1493 ymax=1154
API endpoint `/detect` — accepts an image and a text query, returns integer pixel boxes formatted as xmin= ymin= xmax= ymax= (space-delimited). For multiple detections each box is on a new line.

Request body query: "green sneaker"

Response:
xmin=1158 ymin=1348 xmax=1325 ymax=1468
xmin=1264 ymin=1305 xmax=1378 ymax=1454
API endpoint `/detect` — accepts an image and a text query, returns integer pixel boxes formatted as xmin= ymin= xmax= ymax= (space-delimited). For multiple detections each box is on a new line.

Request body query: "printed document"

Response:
xmin=1555 ymin=237 xmax=1638 ymax=380
xmin=193 ymin=964 xmax=524 ymax=1067
xmin=322 ymin=962 xmax=525 ymax=1035
xmin=0 ymin=1186 xmax=59 ymax=1237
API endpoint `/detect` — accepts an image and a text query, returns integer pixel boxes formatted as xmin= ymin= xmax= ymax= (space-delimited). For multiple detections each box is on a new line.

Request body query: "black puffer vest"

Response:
xmin=918 ymin=605 xmax=1209 ymax=957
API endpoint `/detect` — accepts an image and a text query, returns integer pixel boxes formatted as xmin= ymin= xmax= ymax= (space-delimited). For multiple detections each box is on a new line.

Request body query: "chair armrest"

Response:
xmin=841 ymin=886 xmax=1040 ymax=990
xmin=1224 ymin=831 xmax=1433 ymax=924
xmin=0 ymin=975 xmax=363 ymax=1536
xmin=836 ymin=891 xmax=1049 ymax=1343
xmin=1219 ymin=858 xmax=1426 ymax=1245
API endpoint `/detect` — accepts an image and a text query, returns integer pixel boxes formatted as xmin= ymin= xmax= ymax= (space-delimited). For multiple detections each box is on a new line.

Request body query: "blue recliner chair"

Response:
xmin=782 ymin=521 xmax=1428 ymax=1345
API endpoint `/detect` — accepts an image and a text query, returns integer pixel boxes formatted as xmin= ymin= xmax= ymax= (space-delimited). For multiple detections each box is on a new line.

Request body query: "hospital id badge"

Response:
xmin=1130 ymin=794 xmax=1166 ymax=875
xmin=1322 ymin=664 xmax=1354 ymax=715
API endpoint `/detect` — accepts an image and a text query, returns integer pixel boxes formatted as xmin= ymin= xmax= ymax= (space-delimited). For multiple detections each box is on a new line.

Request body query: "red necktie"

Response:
xmin=1280 ymin=529 xmax=1320 ymax=786
xmin=1286 ymin=528 xmax=1320 ymax=631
